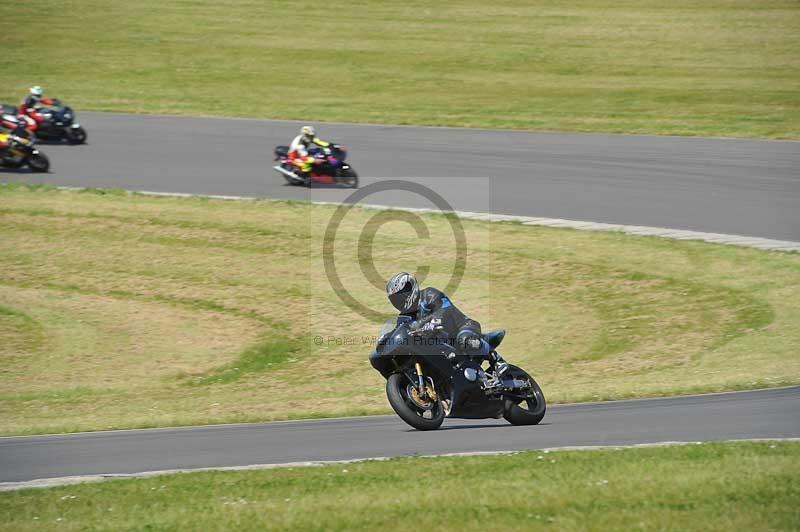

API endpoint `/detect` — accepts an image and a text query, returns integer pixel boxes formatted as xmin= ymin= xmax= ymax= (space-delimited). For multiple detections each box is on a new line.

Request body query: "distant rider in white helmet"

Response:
xmin=288 ymin=125 xmax=331 ymax=180
xmin=19 ymin=86 xmax=52 ymax=129
xmin=23 ymin=86 xmax=45 ymax=109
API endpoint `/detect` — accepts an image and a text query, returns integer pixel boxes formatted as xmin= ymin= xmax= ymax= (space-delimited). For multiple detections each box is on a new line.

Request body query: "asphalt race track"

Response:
xmin=2 ymin=112 xmax=798 ymax=240
xmin=1 ymin=387 xmax=798 ymax=484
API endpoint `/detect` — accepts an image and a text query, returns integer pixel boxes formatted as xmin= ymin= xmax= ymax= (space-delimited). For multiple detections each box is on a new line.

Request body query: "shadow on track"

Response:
xmin=402 ymin=422 xmax=553 ymax=433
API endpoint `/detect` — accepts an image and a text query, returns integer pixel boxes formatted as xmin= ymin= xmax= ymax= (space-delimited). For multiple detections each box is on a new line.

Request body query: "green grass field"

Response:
xmin=1 ymin=184 xmax=798 ymax=435
xmin=2 ymin=0 xmax=798 ymax=138
xmin=1 ymin=441 xmax=798 ymax=531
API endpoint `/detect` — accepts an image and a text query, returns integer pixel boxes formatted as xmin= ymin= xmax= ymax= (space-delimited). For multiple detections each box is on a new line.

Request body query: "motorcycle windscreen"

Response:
xmin=377 ymin=318 xmax=399 ymax=343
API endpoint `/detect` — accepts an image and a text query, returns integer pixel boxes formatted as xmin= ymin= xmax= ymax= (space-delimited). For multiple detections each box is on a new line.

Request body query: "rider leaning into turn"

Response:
xmin=288 ymin=125 xmax=331 ymax=178
xmin=385 ymin=272 xmax=508 ymax=389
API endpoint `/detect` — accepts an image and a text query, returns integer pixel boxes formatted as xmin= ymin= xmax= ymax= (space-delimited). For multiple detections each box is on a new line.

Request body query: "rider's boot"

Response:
xmin=479 ymin=367 xmax=502 ymax=392
xmin=491 ymin=351 xmax=509 ymax=376
xmin=478 ymin=352 xmax=508 ymax=393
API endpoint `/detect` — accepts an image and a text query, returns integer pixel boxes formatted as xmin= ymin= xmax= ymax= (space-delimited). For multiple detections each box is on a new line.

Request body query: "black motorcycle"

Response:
xmin=0 ymin=133 xmax=50 ymax=172
xmin=30 ymin=99 xmax=87 ymax=144
xmin=370 ymin=316 xmax=546 ymax=430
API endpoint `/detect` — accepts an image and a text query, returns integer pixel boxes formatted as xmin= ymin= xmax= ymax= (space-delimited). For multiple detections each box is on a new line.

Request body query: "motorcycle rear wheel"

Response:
xmin=503 ymin=372 xmax=546 ymax=425
xmin=27 ymin=153 xmax=50 ymax=173
xmin=386 ymin=372 xmax=444 ymax=431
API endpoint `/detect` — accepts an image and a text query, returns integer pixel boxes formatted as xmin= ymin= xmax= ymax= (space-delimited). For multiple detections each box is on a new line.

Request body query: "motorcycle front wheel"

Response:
xmin=337 ymin=167 xmax=358 ymax=188
xmin=67 ymin=126 xmax=87 ymax=145
xmin=27 ymin=153 xmax=50 ymax=173
xmin=386 ymin=372 xmax=444 ymax=431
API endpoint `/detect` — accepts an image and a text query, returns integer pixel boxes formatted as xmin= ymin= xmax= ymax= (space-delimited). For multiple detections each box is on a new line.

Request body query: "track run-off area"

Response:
xmin=1 ymin=112 xmax=798 ymax=488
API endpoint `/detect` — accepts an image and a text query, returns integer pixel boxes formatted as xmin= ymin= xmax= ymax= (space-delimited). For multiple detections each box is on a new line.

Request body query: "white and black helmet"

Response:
xmin=386 ymin=272 xmax=420 ymax=313
xmin=300 ymin=125 xmax=315 ymax=142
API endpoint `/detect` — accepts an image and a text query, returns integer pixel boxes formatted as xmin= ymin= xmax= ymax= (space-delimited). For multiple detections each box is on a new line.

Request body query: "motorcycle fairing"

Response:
xmin=369 ymin=321 xmax=508 ymax=419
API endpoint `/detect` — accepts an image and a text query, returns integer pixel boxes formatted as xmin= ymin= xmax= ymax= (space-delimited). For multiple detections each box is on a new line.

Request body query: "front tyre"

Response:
xmin=386 ymin=373 xmax=444 ymax=431
xmin=67 ymin=126 xmax=87 ymax=145
xmin=338 ymin=167 xmax=358 ymax=188
xmin=27 ymin=153 xmax=50 ymax=173
xmin=503 ymin=373 xmax=546 ymax=426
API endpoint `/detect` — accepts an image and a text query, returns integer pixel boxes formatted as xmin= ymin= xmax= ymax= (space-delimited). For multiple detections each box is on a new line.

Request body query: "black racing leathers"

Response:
xmin=22 ymin=95 xmax=41 ymax=111
xmin=401 ymin=287 xmax=481 ymax=350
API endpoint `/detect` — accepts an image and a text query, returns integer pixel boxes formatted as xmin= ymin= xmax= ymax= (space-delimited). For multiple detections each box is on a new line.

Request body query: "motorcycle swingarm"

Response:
xmin=498 ymin=391 xmax=535 ymax=400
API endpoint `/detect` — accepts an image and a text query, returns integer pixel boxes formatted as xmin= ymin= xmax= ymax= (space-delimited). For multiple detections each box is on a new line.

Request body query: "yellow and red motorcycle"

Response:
xmin=0 ymin=132 xmax=50 ymax=172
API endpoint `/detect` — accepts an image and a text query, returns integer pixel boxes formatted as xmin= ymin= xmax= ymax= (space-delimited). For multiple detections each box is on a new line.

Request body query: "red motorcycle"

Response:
xmin=1 ymin=104 xmax=36 ymax=139
xmin=273 ymin=144 xmax=358 ymax=188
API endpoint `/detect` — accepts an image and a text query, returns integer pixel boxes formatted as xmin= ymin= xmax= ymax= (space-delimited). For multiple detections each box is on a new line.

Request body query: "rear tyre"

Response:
xmin=27 ymin=153 xmax=50 ymax=173
xmin=67 ymin=126 xmax=87 ymax=145
xmin=386 ymin=372 xmax=444 ymax=431
xmin=338 ymin=167 xmax=358 ymax=188
xmin=503 ymin=373 xmax=546 ymax=426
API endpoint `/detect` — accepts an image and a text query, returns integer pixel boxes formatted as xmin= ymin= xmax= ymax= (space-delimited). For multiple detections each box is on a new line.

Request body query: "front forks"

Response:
xmin=413 ymin=359 xmax=437 ymax=401
xmin=414 ymin=361 xmax=426 ymax=391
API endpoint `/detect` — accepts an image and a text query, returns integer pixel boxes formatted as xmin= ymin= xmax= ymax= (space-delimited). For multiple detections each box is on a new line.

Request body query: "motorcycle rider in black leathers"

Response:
xmin=386 ymin=272 xmax=507 ymax=389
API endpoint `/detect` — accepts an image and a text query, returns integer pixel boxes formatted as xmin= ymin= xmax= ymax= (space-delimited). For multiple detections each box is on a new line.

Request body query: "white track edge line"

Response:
xmin=2 ymin=438 xmax=798 ymax=492
xmin=52 ymin=186 xmax=800 ymax=252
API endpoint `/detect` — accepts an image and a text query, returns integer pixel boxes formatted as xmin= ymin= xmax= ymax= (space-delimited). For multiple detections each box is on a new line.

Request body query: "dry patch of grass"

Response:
xmin=0 ymin=184 xmax=798 ymax=435
xmin=0 ymin=286 xmax=261 ymax=394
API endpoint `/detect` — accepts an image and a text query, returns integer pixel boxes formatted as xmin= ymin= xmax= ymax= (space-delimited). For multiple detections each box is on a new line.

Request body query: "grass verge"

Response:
xmin=1 ymin=1 xmax=798 ymax=138
xmin=0 ymin=183 xmax=799 ymax=435
xmin=1 ymin=441 xmax=798 ymax=531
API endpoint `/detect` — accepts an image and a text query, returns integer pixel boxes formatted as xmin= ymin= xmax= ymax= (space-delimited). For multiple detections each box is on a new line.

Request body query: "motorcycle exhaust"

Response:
xmin=273 ymin=165 xmax=304 ymax=182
